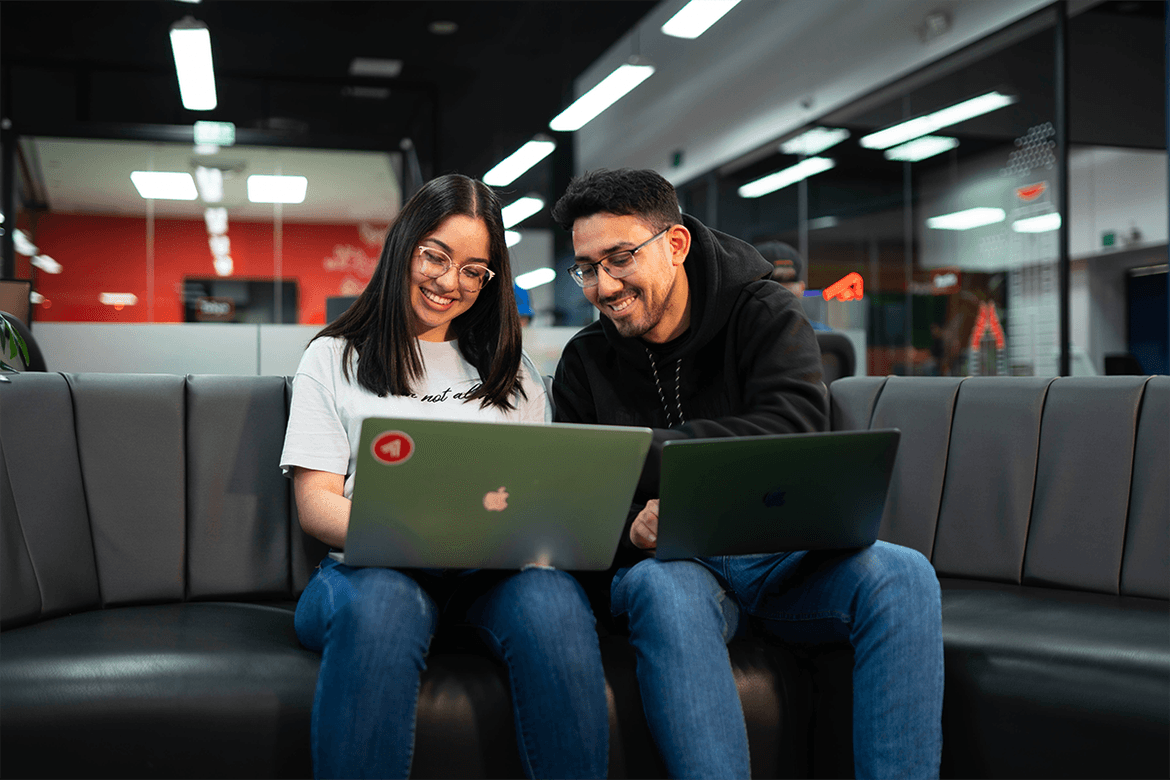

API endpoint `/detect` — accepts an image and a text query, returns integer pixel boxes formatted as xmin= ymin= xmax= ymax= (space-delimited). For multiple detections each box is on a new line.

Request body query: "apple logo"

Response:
xmin=763 ymin=489 xmax=786 ymax=508
xmin=483 ymin=486 xmax=509 ymax=512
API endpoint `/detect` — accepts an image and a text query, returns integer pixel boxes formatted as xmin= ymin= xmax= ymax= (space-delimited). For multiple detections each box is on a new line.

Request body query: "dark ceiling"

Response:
xmin=1 ymin=0 xmax=656 ymax=187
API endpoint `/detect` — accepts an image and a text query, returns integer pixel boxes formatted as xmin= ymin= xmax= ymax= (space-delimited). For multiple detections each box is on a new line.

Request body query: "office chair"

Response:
xmin=814 ymin=330 xmax=855 ymax=384
xmin=1 ymin=311 xmax=48 ymax=371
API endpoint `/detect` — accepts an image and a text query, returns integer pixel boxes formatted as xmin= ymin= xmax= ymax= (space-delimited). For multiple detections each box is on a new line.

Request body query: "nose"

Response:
xmin=594 ymin=265 xmax=623 ymax=298
xmin=433 ymin=264 xmax=461 ymax=292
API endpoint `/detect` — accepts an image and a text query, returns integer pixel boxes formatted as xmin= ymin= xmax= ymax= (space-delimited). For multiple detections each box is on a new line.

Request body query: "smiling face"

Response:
xmin=410 ymin=213 xmax=492 ymax=342
xmin=571 ymin=213 xmax=691 ymax=343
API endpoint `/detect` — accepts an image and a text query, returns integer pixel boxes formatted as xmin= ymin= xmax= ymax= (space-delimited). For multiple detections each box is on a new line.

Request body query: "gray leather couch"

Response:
xmin=1 ymin=372 xmax=1166 ymax=778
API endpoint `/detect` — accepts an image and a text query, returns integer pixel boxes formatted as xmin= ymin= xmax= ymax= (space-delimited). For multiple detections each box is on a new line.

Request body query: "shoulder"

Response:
xmin=562 ymin=320 xmax=607 ymax=357
xmin=296 ymin=336 xmax=353 ymax=385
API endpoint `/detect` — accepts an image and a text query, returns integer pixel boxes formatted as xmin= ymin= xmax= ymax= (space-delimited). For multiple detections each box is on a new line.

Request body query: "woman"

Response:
xmin=280 ymin=174 xmax=607 ymax=779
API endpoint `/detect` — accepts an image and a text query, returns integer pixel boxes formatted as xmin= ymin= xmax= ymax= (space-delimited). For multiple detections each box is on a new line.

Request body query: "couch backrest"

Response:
xmin=831 ymin=375 xmax=1168 ymax=600
xmin=1 ymin=372 xmax=327 ymax=630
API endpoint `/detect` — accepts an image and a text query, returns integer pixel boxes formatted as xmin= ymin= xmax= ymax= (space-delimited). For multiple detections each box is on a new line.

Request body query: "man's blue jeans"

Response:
xmin=611 ymin=540 xmax=944 ymax=779
xmin=295 ymin=558 xmax=608 ymax=779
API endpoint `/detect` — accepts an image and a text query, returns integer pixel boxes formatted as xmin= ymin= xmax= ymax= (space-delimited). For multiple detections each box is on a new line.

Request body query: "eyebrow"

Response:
xmin=573 ymin=241 xmax=637 ymax=264
xmin=422 ymin=237 xmax=490 ymax=266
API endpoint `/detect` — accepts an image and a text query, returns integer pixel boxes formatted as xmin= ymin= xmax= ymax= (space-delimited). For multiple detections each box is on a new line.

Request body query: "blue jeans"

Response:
xmin=611 ymin=540 xmax=944 ymax=779
xmin=295 ymin=559 xmax=608 ymax=779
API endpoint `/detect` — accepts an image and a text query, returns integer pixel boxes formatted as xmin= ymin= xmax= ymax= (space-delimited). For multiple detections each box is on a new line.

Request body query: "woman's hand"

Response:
xmin=630 ymin=499 xmax=659 ymax=551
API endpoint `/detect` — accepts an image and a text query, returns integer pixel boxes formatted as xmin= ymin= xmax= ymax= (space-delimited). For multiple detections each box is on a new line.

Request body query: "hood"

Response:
xmin=598 ymin=213 xmax=772 ymax=361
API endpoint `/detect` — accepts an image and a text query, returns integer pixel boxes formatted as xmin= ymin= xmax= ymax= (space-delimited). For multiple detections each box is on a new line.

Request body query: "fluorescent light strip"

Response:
xmin=883 ymin=136 xmax=958 ymax=162
xmin=13 ymin=230 xmax=38 ymax=256
xmin=925 ymin=207 xmax=1005 ymax=231
xmin=661 ymin=0 xmax=742 ymax=39
xmin=808 ymin=216 xmax=839 ymax=230
xmin=505 ymin=230 xmax=522 ymax=248
xmin=550 ymin=62 xmax=654 ymax=132
xmin=515 ymin=267 xmax=557 ymax=290
xmin=31 ymin=254 xmax=62 ymax=274
xmin=247 ymin=175 xmax=308 ymax=204
xmin=1012 ymin=212 xmax=1062 ymax=233
xmin=860 ymin=91 xmax=1016 ymax=150
xmin=738 ymin=157 xmax=835 ymax=199
xmin=484 ymin=139 xmax=557 ymax=187
xmin=204 ymin=207 xmax=228 ymax=235
xmin=502 ymin=196 xmax=544 ymax=229
xmin=99 ymin=293 xmax=139 ymax=307
xmin=194 ymin=166 xmax=224 ymax=202
xmin=131 ymin=171 xmax=199 ymax=200
xmin=780 ymin=127 xmax=850 ymax=156
xmin=170 ymin=18 xmax=217 ymax=111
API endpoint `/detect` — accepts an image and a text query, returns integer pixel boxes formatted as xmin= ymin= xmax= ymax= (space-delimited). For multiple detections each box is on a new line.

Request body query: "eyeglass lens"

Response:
xmin=418 ymin=247 xmax=492 ymax=291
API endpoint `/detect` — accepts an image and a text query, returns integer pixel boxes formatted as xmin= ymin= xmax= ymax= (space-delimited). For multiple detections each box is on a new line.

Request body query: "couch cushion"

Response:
xmin=0 ymin=602 xmax=319 ymax=779
xmin=0 ymin=372 xmax=100 ymax=629
xmin=938 ymin=578 xmax=1169 ymax=779
xmin=1122 ymin=376 xmax=1169 ymax=598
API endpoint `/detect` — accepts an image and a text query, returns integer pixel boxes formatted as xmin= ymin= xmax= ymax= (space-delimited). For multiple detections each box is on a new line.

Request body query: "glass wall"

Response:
xmin=681 ymin=2 xmax=1166 ymax=377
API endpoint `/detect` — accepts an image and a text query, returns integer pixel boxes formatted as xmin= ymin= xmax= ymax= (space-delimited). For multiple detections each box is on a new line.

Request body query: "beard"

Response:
xmin=598 ymin=284 xmax=667 ymax=339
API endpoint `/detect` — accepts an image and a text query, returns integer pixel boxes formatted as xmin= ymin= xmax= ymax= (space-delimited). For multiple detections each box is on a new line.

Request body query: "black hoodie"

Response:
xmin=553 ymin=214 xmax=829 ymax=559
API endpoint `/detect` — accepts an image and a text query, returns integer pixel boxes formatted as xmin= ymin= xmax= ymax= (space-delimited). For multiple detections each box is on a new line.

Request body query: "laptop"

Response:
xmin=343 ymin=417 xmax=653 ymax=570
xmin=654 ymin=429 xmax=900 ymax=560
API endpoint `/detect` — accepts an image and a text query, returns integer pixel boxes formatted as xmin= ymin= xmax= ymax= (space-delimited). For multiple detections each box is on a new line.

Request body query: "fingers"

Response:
xmin=629 ymin=499 xmax=660 ymax=550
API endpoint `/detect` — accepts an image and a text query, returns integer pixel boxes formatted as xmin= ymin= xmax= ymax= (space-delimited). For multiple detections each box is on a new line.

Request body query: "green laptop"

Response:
xmin=344 ymin=417 xmax=653 ymax=570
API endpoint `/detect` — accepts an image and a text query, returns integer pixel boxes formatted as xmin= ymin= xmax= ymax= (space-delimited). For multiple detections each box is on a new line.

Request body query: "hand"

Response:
xmin=630 ymin=499 xmax=659 ymax=551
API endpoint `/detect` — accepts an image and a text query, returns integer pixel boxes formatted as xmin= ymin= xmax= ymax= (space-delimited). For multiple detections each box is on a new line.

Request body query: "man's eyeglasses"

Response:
xmin=566 ymin=227 xmax=671 ymax=288
xmin=415 ymin=246 xmax=496 ymax=293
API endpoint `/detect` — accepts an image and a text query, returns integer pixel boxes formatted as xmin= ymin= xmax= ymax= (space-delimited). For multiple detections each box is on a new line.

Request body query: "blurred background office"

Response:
xmin=0 ymin=0 xmax=1165 ymax=378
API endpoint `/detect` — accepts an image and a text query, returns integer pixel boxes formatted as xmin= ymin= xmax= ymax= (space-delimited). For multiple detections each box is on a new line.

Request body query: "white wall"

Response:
xmin=575 ymin=0 xmax=1053 ymax=181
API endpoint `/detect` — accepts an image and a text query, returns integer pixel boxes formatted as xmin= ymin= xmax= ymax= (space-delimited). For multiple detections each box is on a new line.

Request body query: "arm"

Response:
xmin=292 ymin=467 xmax=350 ymax=549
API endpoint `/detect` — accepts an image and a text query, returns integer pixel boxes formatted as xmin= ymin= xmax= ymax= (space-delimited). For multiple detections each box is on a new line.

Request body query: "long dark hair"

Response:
xmin=314 ymin=174 xmax=525 ymax=409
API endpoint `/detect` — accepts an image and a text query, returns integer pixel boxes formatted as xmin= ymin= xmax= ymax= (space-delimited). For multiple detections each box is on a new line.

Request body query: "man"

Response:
xmin=753 ymin=239 xmax=833 ymax=331
xmin=551 ymin=168 xmax=943 ymax=779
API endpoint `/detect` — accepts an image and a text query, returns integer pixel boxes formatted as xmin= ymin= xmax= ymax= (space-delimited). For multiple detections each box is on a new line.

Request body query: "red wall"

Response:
xmin=28 ymin=213 xmax=386 ymax=324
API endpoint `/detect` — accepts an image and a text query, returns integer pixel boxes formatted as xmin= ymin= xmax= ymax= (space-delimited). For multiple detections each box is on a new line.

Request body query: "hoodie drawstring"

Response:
xmin=645 ymin=347 xmax=685 ymax=427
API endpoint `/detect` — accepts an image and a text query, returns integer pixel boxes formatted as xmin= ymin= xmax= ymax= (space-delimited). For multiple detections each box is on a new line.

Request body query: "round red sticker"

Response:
xmin=371 ymin=431 xmax=414 ymax=465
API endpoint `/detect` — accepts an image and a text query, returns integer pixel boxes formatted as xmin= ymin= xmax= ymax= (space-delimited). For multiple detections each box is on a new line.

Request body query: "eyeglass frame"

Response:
xmin=565 ymin=226 xmax=673 ymax=288
xmin=414 ymin=244 xmax=496 ymax=292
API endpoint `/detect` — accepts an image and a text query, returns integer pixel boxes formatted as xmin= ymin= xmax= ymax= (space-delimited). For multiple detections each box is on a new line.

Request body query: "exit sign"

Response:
xmin=1102 ymin=231 xmax=1116 ymax=248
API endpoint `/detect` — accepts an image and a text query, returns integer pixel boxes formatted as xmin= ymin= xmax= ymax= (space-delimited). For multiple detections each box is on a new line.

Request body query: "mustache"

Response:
xmin=598 ymin=286 xmax=638 ymax=307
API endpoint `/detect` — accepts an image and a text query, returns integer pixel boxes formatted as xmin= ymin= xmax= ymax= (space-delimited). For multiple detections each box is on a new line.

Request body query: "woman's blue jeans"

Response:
xmin=295 ymin=558 xmax=608 ymax=779
xmin=611 ymin=540 xmax=944 ymax=780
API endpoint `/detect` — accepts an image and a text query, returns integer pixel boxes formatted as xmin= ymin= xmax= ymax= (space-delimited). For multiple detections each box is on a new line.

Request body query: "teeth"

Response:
xmin=610 ymin=297 xmax=634 ymax=313
xmin=423 ymin=288 xmax=453 ymax=305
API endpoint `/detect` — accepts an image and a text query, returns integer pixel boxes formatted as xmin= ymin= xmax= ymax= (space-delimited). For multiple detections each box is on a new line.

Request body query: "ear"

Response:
xmin=667 ymin=224 xmax=691 ymax=267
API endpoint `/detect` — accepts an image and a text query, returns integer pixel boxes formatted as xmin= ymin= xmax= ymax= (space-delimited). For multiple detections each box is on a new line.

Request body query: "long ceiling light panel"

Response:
xmin=484 ymin=137 xmax=556 ymax=187
xmin=661 ymin=0 xmax=743 ymax=39
xmin=502 ymin=196 xmax=544 ymax=229
xmin=859 ymin=91 xmax=1016 ymax=150
xmin=883 ymin=135 xmax=959 ymax=162
xmin=780 ymin=127 xmax=850 ymax=156
xmin=738 ymin=157 xmax=835 ymax=199
xmin=515 ymin=267 xmax=557 ymax=290
xmin=1012 ymin=212 xmax=1062 ymax=233
xmin=549 ymin=60 xmax=654 ymax=132
xmin=170 ymin=17 xmax=217 ymax=111
xmin=131 ymin=171 xmax=199 ymax=200
xmin=247 ymin=175 xmax=308 ymax=204
xmin=925 ymin=207 xmax=1005 ymax=230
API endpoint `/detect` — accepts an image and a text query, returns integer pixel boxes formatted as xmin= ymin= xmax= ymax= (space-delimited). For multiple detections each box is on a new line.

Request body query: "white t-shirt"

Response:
xmin=280 ymin=336 xmax=550 ymax=499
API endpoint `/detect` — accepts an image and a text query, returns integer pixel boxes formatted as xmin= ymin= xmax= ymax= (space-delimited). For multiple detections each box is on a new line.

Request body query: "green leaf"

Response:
xmin=0 ymin=314 xmax=29 ymax=367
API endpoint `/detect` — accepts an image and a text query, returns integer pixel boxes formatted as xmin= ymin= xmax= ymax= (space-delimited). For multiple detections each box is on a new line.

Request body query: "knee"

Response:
xmin=857 ymin=543 xmax=940 ymax=612
xmin=616 ymin=559 xmax=729 ymax=637
xmin=336 ymin=569 xmax=435 ymax=639
xmin=498 ymin=568 xmax=594 ymax=631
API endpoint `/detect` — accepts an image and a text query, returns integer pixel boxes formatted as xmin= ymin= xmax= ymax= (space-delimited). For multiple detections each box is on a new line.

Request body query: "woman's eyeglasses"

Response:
xmin=415 ymin=246 xmax=496 ymax=293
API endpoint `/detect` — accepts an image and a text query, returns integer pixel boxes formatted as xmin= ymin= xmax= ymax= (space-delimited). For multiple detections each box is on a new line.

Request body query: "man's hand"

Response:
xmin=630 ymin=499 xmax=659 ymax=550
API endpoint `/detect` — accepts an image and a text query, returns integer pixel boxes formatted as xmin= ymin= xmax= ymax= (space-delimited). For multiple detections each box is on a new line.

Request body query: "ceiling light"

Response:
xmin=29 ymin=291 xmax=45 ymax=305
xmin=883 ymin=136 xmax=959 ymax=162
xmin=780 ymin=127 xmax=849 ymax=156
xmin=349 ymin=58 xmax=403 ymax=78
xmin=661 ymin=0 xmax=743 ymax=39
xmin=247 ymin=174 xmax=308 ymax=204
xmin=502 ymin=196 xmax=544 ymax=229
xmin=209 ymin=235 xmax=231 ymax=257
xmin=505 ymin=230 xmax=522 ymax=248
xmin=13 ymin=230 xmax=37 ymax=256
xmin=170 ymin=17 xmax=217 ymax=111
xmin=204 ymin=207 xmax=228 ymax=235
xmin=484 ymin=137 xmax=557 ymax=187
xmin=0 ymin=211 xmax=5 ymax=222
xmin=1012 ymin=212 xmax=1062 ymax=233
xmin=100 ymin=293 xmax=139 ymax=307
xmin=194 ymin=166 xmax=224 ymax=202
xmin=213 ymin=256 xmax=234 ymax=277
xmin=738 ymin=157 xmax=835 ymax=199
xmin=193 ymin=120 xmax=234 ymax=147
xmin=31 ymin=255 xmax=62 ymax=274
xmin=428 ymin=21 xmax=459 ymax=35
xmin=515 ymin=267 xmax=557 ymax=290
xmin=131 ymin=171 xmax=198 ymax=200
xmin=925 ymin=207 xmax=1005 ymax=230
xmin=809 ymin=216 xmax=839 ymax=230
xmin=549 ymin=59 xmax=655 ymax=132
xmin=859 ymin=91 xmax=1017 ymax=150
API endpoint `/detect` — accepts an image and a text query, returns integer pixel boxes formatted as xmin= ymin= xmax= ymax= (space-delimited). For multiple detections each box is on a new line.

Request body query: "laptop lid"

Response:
xmin=345 ymin=417 xmax=653 ymax=570
xmin=654 ymin=429 xmax=900 ymax=560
